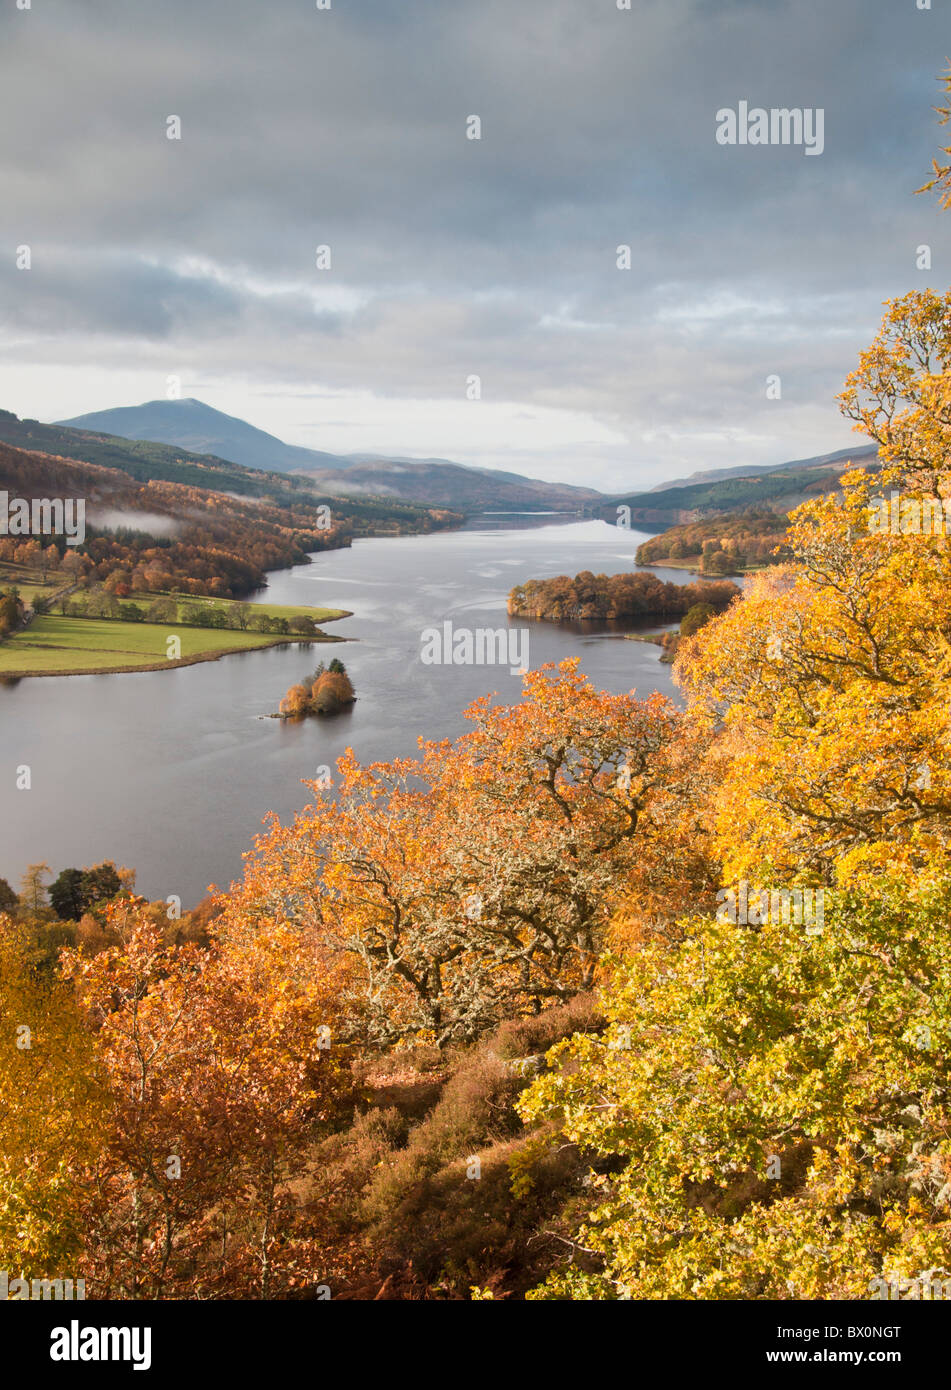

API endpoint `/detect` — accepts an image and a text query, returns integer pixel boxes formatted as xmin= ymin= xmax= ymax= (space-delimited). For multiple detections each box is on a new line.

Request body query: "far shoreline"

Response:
xmin=0 ymin=608 xmax=354 ymax=681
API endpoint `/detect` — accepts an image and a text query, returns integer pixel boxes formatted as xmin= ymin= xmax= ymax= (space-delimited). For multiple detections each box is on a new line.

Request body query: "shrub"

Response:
xmin=354 ymin=996 xmax=604 ymax=1294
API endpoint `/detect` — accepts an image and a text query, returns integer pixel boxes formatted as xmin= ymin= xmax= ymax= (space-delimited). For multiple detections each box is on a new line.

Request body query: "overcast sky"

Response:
xmin=1 ymin=0 xmax=948 ymax=490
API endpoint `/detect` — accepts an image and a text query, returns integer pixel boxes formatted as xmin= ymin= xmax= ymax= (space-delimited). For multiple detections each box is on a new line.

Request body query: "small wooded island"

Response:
xmin=278 ymin=658 xmax=356 ymax=718
xmin=507 ymin=571 xmax=739 ymax=623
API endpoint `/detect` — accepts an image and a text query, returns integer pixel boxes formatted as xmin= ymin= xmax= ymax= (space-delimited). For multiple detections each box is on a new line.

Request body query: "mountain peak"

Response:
xmin=57 ymin=398 xmax=347 ymax=474
xmin=52 ymin=399 xmax=606 ymax=508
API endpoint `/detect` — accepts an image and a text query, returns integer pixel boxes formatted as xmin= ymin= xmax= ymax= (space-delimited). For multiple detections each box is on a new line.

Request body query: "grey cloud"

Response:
xmin=0 ymin=0 xmax=947 ymax=487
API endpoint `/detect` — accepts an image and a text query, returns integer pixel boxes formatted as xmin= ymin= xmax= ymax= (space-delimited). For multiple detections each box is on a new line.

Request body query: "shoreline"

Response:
xmin=641 ymin=557 xmax=769 ymax=577
xmin=0 ymin=609 xmax=354 ymax=680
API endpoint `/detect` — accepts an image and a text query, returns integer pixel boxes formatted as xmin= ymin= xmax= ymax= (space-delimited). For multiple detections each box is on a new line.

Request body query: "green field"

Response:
xmin=137 ymin=592 xmax=346 ymax=623
xmin=60 ymin=590 xmax=348 ymax=624
xmin=643 ymin=556 xmax=763 ymax=576
xmin=0 ymin=615 xmax=341 ymax=677
xmin=0 ymin=560 xmax=69 ymax=605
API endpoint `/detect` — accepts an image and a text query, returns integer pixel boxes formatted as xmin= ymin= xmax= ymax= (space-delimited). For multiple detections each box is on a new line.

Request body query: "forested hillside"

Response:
xmin=595 ymin=447 xmax=878 ymax=524
xmin=635 ymin=508 xmax=793 ymax=573
xmin=0 ymin=436 xmax=459 ymax=598
xmin=0 ymin=410 xmax=463 ymax=532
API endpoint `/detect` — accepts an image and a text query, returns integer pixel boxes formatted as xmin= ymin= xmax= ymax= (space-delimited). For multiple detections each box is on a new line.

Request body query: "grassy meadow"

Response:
xmin=0 ymin=615 xmax=336 ymax=676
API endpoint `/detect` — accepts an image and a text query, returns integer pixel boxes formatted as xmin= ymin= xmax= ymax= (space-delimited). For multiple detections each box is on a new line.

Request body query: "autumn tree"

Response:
xmin=311 ymin=667 xmax=355 ymax=713
xmin=104 ymin=570 xmax=133 ymax=598
xmin=227 ymin=661 xmax=715 ymax=1047
xmin=279 ymin=662 xmax=355 ymax=717
xmin=916 ymin=60 xmax=951 ymax=207
xmin=676 ymin=312 xmax=951 ymax=889
xmin=18 ymin=862 xmax=51 ymax=917
xmin=0 ymin=589 xmax=24 ymax=637
xmin=840 ymin=286 xmax=951 ymax=494
xmin=62 ymin=902 xmax=350 ymax=1298
xmin=0 ymin=917 xmax=104 ymax=1279
xmin=520 ymin=228 xmax=951 ymax=1300
xmin=279 ymin=682 xmax=311 ymax=718
xmin=519 ymin=879 xmax=951 ymax=1299
xmin=675 ymin=286 xmax=951 ymax=889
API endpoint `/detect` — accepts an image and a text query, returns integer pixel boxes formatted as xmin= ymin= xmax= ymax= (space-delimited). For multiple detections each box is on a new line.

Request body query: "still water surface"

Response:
xmin=0 ymin=519 xmax=694 ymax=906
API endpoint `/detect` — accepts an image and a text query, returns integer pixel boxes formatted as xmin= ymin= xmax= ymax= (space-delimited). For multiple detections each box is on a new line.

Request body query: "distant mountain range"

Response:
xmin=645 ymin=445 xmax=878 ymax=493
xmin=595 ymin=444 xmax=879 ymax=524
xmin=45 ymin=396 xmax=879 ymax=524
xmin=59 ymin=399 xmax=603 ymax=513
xmin=0 ymin=410 xmax=463 ymax=538
xmin=294 ymin=459 xmax=602 ymax=512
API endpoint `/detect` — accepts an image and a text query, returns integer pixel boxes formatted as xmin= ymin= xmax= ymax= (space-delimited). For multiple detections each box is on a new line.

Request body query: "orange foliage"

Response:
xmin=61 ymin=900 xmax=350 ymax=1298
xmin=225 ymin=661 xmax=715 ymax=1046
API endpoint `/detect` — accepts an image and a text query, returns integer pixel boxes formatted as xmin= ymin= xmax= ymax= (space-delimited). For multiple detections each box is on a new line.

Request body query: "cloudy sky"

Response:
xmin=1 ymin=0 xmax=948 ymax=491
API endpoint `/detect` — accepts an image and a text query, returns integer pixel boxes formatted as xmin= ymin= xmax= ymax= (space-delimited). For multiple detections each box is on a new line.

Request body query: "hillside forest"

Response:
xmin=0 ymin=434 xmax=460 ymax=600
